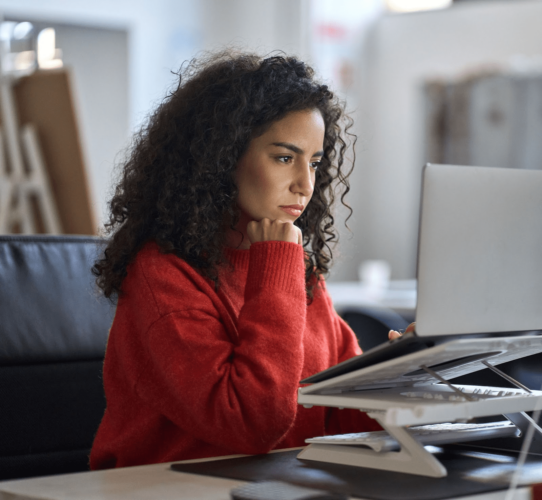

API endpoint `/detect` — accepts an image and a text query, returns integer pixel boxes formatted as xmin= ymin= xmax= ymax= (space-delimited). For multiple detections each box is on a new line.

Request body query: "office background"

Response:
xmin=1 ymin=0 xmax=542 ymax=283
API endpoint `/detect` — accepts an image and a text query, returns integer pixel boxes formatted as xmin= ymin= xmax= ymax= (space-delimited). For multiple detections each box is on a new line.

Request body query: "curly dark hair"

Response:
xmin=93 ymin=51 xmax=355 ymax=301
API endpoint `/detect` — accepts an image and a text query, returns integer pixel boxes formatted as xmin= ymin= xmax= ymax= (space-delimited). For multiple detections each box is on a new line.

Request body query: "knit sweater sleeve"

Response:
xmin=133 ymin=241 xmax=307 ymax=455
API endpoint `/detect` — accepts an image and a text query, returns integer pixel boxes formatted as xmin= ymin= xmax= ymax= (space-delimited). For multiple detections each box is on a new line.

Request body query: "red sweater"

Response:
xmin=90 ymin=240 xmax=380 ymax=469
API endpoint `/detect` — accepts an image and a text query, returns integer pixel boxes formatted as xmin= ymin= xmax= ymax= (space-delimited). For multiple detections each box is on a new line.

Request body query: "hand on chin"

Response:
xmin=247 ymin=218 xmax=302 ymax=245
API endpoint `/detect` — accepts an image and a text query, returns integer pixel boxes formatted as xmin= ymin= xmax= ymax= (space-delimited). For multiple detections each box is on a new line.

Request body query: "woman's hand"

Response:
xmin=247 ymin=218 xmax=302 ymax=245
xmin=388 ymin=322 xmax=415 ymax=340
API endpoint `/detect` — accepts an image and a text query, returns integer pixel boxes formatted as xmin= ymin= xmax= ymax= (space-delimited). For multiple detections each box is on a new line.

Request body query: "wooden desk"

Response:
xmin=0 ymin=452 xmax=533 ymax=500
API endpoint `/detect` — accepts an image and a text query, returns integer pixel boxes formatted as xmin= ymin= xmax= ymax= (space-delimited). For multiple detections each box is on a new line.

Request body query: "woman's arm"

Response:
xmin=133 ymin=241 xmax=307 ymax=455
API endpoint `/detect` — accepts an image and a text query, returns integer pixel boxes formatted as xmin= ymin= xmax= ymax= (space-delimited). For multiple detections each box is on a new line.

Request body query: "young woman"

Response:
xmin=89 ymin=52 xmax=387 ymax=470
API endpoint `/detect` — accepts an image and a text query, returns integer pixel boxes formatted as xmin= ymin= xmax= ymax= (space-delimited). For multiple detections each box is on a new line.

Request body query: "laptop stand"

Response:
xmin=299 ymin=417 xmax=450 ymax=477
xmin=297 ymin=336 xmax=542 ymax=477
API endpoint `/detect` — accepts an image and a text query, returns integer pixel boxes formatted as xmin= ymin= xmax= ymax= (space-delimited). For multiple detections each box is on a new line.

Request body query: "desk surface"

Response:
xmin=0 ymin=452 xmax=533 ymax=500
xmin=0 ymin=460 xmax=245 ymax=500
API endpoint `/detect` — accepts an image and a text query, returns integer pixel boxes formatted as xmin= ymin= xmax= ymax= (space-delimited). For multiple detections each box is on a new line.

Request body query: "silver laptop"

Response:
xmin=302 ymin=163 xmax=542 ymax=385
xmin=417 ymin=163 xmax=542 ymax=336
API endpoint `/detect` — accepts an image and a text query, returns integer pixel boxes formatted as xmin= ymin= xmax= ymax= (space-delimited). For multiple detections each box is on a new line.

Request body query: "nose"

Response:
xmin=290 ymin=161 xmax=315 ymax=198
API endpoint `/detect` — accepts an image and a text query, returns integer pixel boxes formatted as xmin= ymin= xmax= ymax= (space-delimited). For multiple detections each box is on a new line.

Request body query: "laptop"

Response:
xmin=302 ymin=163 xmax=542 ymax=386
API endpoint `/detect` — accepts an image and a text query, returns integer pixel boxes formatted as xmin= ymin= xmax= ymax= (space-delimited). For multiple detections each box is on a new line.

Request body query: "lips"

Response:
xmin=280 ymin=204 xmax=304 ymax=217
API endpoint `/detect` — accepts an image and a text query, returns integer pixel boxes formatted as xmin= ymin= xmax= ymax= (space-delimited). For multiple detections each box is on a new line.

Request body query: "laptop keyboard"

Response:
xmin=306 ymin=421 xmax=518 ymax=453
xmin=400 ymin=388 xmax=531 ymax=402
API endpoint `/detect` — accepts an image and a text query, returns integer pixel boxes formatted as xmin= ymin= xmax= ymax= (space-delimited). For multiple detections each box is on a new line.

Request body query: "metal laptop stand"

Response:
xmin=297 ymin=336 xmax=542 ymax=477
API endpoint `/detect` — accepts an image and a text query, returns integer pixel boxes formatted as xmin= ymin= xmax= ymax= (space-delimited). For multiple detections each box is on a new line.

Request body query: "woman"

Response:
xmin=90 ymin=51 xmax=386 ymax=470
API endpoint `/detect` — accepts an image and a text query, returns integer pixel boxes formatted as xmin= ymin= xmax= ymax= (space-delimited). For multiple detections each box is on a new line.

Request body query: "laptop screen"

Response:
xmin=415 ymin=164 xmax=542 ymax=337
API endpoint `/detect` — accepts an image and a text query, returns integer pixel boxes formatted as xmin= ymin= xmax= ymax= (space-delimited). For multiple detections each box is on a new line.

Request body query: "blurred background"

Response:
xmin=1 ymin=0 xmax=542 ymax=289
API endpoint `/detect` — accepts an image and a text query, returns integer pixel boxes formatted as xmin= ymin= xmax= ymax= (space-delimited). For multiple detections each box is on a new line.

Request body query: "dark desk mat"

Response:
xmin=171 ymin=447 xmax=542 ymax=500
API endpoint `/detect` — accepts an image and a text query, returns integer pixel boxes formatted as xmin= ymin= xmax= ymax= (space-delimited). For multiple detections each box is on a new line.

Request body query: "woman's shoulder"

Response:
xmin=123 ymin=241 xmax=217 ymax=314
xmin=130 ymin=242 xmax=189 ymax=280
xmin=133 ymin=241 xmax=202 ymax=273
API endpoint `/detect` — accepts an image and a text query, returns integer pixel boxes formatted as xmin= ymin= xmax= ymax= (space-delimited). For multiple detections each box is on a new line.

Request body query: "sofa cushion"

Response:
xmin=0 ymin=360 xmax=106 ymax=456
xmin=0 ymin=236 xmax=115 ymax=365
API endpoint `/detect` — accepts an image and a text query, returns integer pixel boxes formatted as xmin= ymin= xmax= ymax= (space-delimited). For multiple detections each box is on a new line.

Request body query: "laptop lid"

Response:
xmin=415 ymin=164 xmax=542 ymax=337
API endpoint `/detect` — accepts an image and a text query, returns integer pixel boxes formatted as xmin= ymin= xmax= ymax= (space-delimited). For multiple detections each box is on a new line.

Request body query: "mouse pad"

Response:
xmin=171 ymin=447 xmax=542 ymax=500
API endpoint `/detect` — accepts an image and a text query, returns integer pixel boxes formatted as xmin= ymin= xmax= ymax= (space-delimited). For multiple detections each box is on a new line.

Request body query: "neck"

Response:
xmin=225 ymin=211 xmax=251 ymax=250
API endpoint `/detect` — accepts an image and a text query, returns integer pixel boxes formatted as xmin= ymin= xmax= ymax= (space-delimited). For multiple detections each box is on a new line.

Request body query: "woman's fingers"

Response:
xmin=247 ymin=218 xmax=301 ymax=245
xmin=388 ymin=330 xmax=402 ymax=340
xmin=389 ymin=322 xmax=415 ymax=340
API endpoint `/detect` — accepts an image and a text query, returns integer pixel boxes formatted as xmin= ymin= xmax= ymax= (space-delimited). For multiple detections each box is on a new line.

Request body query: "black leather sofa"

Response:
xmin=0 ymin=235 xmax=115 ymax=481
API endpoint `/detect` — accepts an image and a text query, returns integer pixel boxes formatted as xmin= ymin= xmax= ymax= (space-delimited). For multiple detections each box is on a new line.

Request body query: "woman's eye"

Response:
xmin=278 ymin=156 xmax=293 ymax=164
xmin=311 ymin=161 xmax=321 ymax=170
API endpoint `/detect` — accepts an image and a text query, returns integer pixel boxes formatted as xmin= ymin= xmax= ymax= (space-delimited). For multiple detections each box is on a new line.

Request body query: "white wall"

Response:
xmin=201 ymin=0 xmax=310 ymax=60
xmin=337 ymin=0 xmax=542 ymax=282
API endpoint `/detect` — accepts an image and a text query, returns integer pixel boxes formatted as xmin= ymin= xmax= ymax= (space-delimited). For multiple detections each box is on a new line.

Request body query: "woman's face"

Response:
xmin=232 ymin=109 xmax=325 ymax=246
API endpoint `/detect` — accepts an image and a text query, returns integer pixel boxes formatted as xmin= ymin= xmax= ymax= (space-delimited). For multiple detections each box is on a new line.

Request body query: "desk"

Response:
xmin=0 ymin=451 xmax=534 ymax=500
xmin=0 ymin=458 xmax=245 ymax=500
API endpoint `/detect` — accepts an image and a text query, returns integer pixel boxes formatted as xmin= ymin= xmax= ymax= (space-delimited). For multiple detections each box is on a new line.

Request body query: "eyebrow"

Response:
xmin=271 ymin=142 xmax=324 ymax=157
